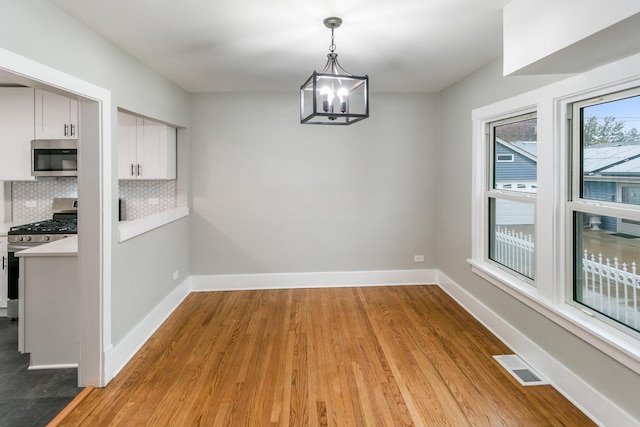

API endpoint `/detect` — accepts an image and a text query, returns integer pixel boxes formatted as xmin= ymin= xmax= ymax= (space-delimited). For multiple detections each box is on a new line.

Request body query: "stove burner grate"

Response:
xmin=9 ymin=219 xmax=77 ymax=235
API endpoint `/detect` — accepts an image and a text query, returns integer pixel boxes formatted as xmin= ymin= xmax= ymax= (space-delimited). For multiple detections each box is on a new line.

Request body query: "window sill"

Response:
xmin=118 ymin=207 xmax=189 ymax=242
xmin=468 ymin=258 xmax=640 ymax=375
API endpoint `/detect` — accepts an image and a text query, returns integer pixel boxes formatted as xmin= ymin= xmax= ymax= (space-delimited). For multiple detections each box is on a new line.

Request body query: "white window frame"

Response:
xmin=567 ymin=87 xmax=640 ymax=334
xmin=486 ymin=112 xmax=537 ymax=282
xmin=470 ymin=55 xmax=640 ymax=376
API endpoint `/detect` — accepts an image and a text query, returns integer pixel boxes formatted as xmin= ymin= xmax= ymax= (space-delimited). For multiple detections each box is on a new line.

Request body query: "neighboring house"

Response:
xmin=497 ymin=139 xmax=640 ymax=235
xmin=494 ymin=138 xmax=537 ymax=226
xmin=583 ymin=144 xmax=640 ymax=234
xmin=495 ymin=138 xmax=537 ymax=192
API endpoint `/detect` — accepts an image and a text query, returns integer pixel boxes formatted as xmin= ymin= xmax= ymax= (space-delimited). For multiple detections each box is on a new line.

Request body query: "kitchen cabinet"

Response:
xmin=18 ymin=242 xmax=78 ymax=367
xmin=0 ymin=87 xmax=36 ymax=181
xmin=34 ymin=89 xmax=78 ymax=140
xmin=0 ymin=87 xmax=35 ymax=181
xmin=0 ymin=236 xmax=7 ymax=311
xmin=118 ymin=111 xmax=177 ymax=180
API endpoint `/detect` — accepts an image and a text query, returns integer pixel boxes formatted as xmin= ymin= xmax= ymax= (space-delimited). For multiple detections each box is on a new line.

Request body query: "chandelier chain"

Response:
xmin=329 ymin=27 xmax=336 ymax=53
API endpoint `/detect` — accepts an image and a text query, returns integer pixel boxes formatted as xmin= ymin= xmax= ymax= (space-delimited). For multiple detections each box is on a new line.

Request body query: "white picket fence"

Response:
xmin=494 ymin=226 xmax=640 ymax=330
xmin=582 ymin=251 xmax=640 ymax=330
xmin=493 ymin=226 xmax=535 ymax=278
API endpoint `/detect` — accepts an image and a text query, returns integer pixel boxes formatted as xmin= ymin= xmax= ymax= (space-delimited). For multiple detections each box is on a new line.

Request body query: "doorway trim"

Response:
xmin=0 ymin=47 xmax=111 ymax=386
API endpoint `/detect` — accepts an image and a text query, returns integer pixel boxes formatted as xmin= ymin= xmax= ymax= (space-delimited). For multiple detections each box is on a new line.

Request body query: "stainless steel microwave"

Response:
xmin=31 ymin=139 xmax=78 ymax=177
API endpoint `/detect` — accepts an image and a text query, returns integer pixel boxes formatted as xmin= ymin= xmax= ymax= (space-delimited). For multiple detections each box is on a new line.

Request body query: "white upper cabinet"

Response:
xmin=118 ymin=111 xmax=177 ymax=180
xmin=0 ymin=87 xmax=36 ymax=181
xmin=140 ymin=118 xmax=177 ymax=180
xmin=118 ymin=111 xmax=139 ymax=179
xmin=34 ymin=89 xmax=78 ymax=140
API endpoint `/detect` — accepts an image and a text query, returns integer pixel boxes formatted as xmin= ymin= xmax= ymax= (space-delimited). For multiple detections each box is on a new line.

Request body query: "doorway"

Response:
xmin=0 ymin=46 xmax=110 ymax=387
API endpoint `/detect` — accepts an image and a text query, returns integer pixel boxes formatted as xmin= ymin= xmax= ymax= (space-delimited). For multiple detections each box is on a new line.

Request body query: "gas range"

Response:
xmin=8 ymin=219 xmax=77 ymax=243
xmin=7 ymin=198 xmax=78 ymax=245
xmin=6 ymin=197 xmax=78 ymax=319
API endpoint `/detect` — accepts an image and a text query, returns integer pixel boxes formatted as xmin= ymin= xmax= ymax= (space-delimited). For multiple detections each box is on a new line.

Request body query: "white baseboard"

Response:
xmin=437 ymin=271 xmax=638 ymax=427
xmin=189 ymin=269 xmax=438 ymax=291
xmin=104 ymin=278 xmax=190 ymax=382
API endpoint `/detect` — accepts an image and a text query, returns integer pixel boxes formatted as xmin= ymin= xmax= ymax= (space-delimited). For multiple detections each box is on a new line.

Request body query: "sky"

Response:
xmin=583 ymin=95 xmax=640 ymax=131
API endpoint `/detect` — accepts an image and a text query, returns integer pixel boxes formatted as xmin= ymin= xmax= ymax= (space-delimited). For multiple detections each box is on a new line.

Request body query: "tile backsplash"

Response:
xmin=118 ymin=180 xmax=176 ymax=220
xmin=10 ymin=177 xmax=177 ymax=222
xmin=12 ymin=177 xmax=78 ymax=221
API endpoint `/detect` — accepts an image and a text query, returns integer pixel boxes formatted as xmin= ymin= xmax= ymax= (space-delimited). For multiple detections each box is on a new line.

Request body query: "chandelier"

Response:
xmin=300 ymin=17 xmax=369 ymax=125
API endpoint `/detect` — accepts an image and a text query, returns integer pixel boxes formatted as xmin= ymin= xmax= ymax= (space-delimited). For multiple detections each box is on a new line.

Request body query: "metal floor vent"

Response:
xmin=493 ymin=355 xmax=549 ymax=386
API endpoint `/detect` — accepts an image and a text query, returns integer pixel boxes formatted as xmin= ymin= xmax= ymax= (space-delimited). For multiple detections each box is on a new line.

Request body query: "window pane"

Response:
xmin=573 ymin=211 xmax=640 ymax=333
xmin=581 ymin=94 xmax=640 ymax=203
xmin=489 ymin=198 xmax=535 ymax=280
xmin=493 ymin=118 xmax=537 ymax=193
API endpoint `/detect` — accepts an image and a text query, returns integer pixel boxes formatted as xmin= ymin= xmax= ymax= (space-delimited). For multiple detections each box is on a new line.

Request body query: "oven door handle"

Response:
xmin=8 ymin=245 xmax=33 ymax=253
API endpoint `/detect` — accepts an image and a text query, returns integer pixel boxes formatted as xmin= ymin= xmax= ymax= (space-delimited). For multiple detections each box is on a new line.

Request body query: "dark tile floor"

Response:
xmin=0 ymin=317 xmax=82 ymax=427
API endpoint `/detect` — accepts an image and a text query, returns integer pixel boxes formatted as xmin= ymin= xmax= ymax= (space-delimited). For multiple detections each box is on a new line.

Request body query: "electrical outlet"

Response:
xmin=414 ymin=255 xmax=425 ymax=262
xmin=173 ymin=270 xmax=179 ymax=281
xmin=148 ymin=198 xmax=160 ymax=205
xmin=25 ymin=200 xmax=37 ymax=208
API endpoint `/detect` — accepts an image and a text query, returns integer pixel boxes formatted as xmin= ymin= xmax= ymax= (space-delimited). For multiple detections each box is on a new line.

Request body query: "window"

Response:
xmin=487 ymin=113 xmax=537 ymax=281
xmin=570 ymin=88 xmax=640 ymax=334
xmin=471 ymin=65 xmax=640 ymax=378
xmin=497 ymin=153 xmax=515 ymax=162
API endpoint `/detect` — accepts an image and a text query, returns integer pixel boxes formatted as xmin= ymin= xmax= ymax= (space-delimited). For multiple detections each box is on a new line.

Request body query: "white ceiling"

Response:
xmin=50 ymin=0 xmax=511 ymax=93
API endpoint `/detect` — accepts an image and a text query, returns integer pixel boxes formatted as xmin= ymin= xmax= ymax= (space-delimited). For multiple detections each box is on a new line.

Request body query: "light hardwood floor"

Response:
xmin=56 ymin=286 xmax=595 ymax=426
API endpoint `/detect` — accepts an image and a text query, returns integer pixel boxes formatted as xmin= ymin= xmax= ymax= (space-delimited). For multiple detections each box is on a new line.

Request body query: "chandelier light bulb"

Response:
xmin=337 ymin=87 xmax=348 ymax=113
xmin=320 ymin=86 xmax=334 ymax=112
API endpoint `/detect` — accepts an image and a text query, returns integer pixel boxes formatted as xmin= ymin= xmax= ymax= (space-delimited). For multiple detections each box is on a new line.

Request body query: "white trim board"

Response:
xmin=437 ymin=271 xmax=639 ymax=427
xmin=104 ymin=278 xmax=190 ymax=383
xmin=0 ymin=46 xmax=112 ymax=387
xmin=189 ymin=269 xmax=438 ymax=292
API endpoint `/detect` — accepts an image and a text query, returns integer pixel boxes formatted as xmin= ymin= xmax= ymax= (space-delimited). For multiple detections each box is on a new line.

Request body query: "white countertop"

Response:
xmin=16 ymin=235 xmax=78 ymax=257
xmin=119 ymin=207 xmax=189 ymax=242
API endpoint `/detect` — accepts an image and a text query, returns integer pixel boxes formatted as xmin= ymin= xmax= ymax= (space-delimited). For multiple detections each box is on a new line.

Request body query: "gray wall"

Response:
xmin=0 ymin=0 xmax=190 ymax=346
xmin=438 ymin=58 xmax=640 ymax=419
xmin=189 ymin=92 xmax=438 ymax=274
xmin=112 ymin=218 xmax=189 ymax=342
